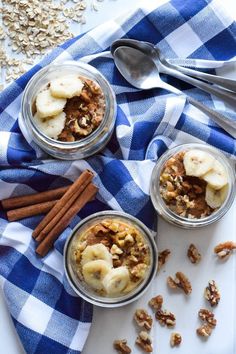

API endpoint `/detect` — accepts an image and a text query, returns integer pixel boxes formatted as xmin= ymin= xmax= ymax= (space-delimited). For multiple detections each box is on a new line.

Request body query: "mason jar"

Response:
xmin=64 ymin=211 xmax=157 ymax=307
xmin=20 ymin=61 xmax=116 ymax=160
xmin=150 ymin=143 xmax=235 ymax=228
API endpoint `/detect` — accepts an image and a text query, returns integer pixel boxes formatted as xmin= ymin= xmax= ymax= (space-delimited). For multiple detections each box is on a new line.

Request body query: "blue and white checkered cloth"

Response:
xmin=0 ymin=0 xmax=236 ymax=353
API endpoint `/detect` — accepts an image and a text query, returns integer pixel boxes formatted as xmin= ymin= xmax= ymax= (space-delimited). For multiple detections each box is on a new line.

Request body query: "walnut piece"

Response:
xmin=167 ymin=272 xmax=192 ymax=295
xmin=134 ymin=309 xmax=153 ymax=330
xmin=135 ymin=331 xmax=153 ymax=353
xmin=187 ymin=244 xmax=201 ymax=264
xmin=196 ymin=324 xmax=213 ymax=337
xmin=170 ymin=333 xmax=182 ymax=347
xmin=204 ymin=280 xmax=220 ymax=307
xmin=214 ymin=241 xmax=236 ymax=260
xmin=198 ymin=309 xmax=217 ymax=328
xmin=155 ymin=309 xmax=176 ymax=327
xmin=148 ymin=295 xmax=163 ymax=311
xmin=158 ymin=249 xmax=171 ymax=272
xmin=113 ymin=339 xmax=131 ymax=354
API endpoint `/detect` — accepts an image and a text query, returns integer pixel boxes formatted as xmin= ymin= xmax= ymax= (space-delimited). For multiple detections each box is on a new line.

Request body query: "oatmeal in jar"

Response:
xmin=159 ymin=149 xmax=229 ymax=219
xmin=32 ymin=74 xmax=105 ymax=141
xmin=70 ymin=218 xmax=151 ymax=297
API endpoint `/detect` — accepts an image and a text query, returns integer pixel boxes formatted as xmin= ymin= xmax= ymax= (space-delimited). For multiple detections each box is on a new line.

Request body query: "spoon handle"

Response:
xmin=162 ymin=65 xmax=236 ymax=106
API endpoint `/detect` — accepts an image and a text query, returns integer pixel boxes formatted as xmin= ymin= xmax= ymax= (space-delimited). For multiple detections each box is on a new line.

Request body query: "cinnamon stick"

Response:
xmin=36 ymin=183 xmax=98 ymax=257
xmin=32 ymin=170 xmax=94 ymax=239
xmin=1 ymin=186 xmax=69 ymax=210
xmin=6 ymin=200 xmax=58 ymax=222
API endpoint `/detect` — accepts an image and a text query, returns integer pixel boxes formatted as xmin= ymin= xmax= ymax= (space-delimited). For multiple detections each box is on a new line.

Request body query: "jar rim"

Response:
xmin=63 ymin=210 xmax=157 ymax=307
xmin=21 ymin=60 xmax=116 ymax=150
xmin=150 ymin=143 xmax=236 ymax=228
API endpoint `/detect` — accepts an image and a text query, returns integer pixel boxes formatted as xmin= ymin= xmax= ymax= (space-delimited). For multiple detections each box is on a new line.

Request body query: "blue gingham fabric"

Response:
xmin=0 ymin=0 xmax=236 ymax=353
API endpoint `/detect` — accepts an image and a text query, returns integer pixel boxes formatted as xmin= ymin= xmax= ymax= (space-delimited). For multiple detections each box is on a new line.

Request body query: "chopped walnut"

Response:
xmin=130 ymin=263 xmax=147 ymax=282
xmin=158 ymin=249 xmax=171 ymax=272
xmin=196 ymin=324 xmax=213 ymax=337
xmin=187 ymin=244 xmax=201 ymax=264
xmin=148 ymin=295 xmax=163 ymax=311
xmin=113 ymin=339 xmax=131 ymax=354
xmin=135 ymin=331 xmax=153 ymax=353
xmin=204 ymin=280 xmax=220 ymax=307
xmin=214 ymin=241 xmax=236 ymax=260
xmin=167 ymin=272 xmax=192 ymax=295
xmin=198 ymin=309 xmax=217 ymax=328
xmin=170 ymin=333 xmax=182 ymax=347
xmin=155 ymin=309 xmax=176 ymax=327
xmin=134 ymin=309 xmax=153 ymax=330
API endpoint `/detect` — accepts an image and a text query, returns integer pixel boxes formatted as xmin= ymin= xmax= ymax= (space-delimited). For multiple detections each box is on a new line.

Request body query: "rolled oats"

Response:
xmin=113 ymin=339 xmax=131 ymax=354
xmin=155 ymin=309 xmax=176 ymax=327
xmin=148 ymin=295 xmax=163 ymax=311
xmin=204 ymin=280 xmax=220 ymax=307
xmin=135 ymin=331 xmax=153 ymax=353
xmin=134 ymin=309 xmax=153 ymax=331
xmin=157 ymin=249 xmax=171 ymax=272
xmin=214 ymin=241 xmax=236 ymax=260
xmin=170 ymin=332 xmax=182 ymax=347
xmin=167 ymin=272 xmax=192 ymax=295
xmin=187 ymin=244 xmax=201 ymax=264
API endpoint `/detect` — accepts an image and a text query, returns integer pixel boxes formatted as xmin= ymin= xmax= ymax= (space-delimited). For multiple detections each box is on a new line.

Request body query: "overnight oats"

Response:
xmin=150 ymin=144 xmax=235 ymax=228
xmin=64 ymin=211 xmax=157 ymax=307
xmin=20 ymin=61 xmax=116 ymax=160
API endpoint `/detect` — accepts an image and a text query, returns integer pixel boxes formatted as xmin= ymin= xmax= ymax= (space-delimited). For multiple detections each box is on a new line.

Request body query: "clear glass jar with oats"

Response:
xmin=64 ymin=211 xmax=157 ymax=307
xmin=19 ymin=61 xmax=116 ymax=160
xmin=150 ymin=143 xmax=236 ymax=228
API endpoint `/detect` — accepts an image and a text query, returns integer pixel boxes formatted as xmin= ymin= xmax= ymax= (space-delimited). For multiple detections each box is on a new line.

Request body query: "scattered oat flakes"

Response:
xmin=113 ymin=339 xmax=131 ymax=354
xmin=214 ymin=241 xmax=236 ymax=260
xmin=170 ymin=332 xmax=182 ymax=347
xmin=155 ymin=309 xmax=176 ymax=327
xmin=204 ymin=280 xmax=220 ymax=307
xmin=198 ymin=309 xmax=217 ymax=328
xmin=187 ymin=243 xmax=201 ymax=264
xmin=196 ymin=324 xmax=213 ymax=337
xmin=135 ymin=331 xmax=153 ymax=353
xmin=134 ymin=309 xmax=153 ymax=331
xmin=158 ymin=249 xmax=171 ymax=272
xmin=167 ymin=272 xmax=192 ymax=295
xmin=148 ymin=295 xmax=163 ymax=311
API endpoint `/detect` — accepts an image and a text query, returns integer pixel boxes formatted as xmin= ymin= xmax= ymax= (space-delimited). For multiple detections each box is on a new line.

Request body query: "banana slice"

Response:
xmin=81 ymin=244 xmax=113 ymax=267
xmin=82 ymin=260 xmax=111 ymax=290
xmin=102 ymin=266 xmax=130 ymax=295
xmin=205 ymin=184 xmax=228 ymax=209
xmin=36 ymin=88 xmax=66 ymax=118
xmin=183 ymin=150 xmax=215 ymax=177
xmin=202 ymin=160 xmax=228 ymax=190
xmin=33 ymin=111 xmax=66 ymax=139
xmin=50 ymin=75 xmax=84 ymax=99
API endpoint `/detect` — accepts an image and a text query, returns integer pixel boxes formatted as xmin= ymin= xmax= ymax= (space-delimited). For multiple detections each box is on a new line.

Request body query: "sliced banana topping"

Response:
xmin=202 ymin=160 xmax=228 ymax=190
xmin=36 ymin=88 xmax=66 ymax=118
xmin=205 ymin=184 xmax=228 ymax=209
xmin=50 ymin=75 xmax=84 ymax=99
xmin=82 ymin=260 xmax=112 ymax=290
xmin=81 ymin=243 xmax=113 ymax=267
xmin=102 ymin=266 xmax=130 ymax=295
xmin=33 ymin=111 xmax=66 ymax=139
xmin=183 ymin=150 xmax=215 ymax=177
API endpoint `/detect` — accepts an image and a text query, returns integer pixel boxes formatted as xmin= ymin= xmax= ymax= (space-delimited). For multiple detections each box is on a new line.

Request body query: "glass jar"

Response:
xmin=20 ymin=61 xmax=116 ymax=160
xmin=64 ymin=211 xmax=157 ymax=308
xmin=150 ymin=143 xmax=236 ymax=228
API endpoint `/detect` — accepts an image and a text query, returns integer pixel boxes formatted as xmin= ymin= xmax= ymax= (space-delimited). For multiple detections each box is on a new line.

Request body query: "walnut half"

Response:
xmin=148 ymin=295 xmax=163 ymax=311
xmin=135 ymin=331 xmax=153 ymax=353
xmin=167 ymin=272 xmax=192 ymax=295
xmin=113 ymin=339 xmax=131 ymax=354
xmin=196 ymin=324 xmax=213 ymax=337
xmin=134 ymin=309 xmax=153 ymax=331
xmin=204 ymin=280 xmax=220 ymax=307
xmin=214 ymin=241 xmax=236 ymax=260
xmin=158 ymin=249 xmax=171 ymax=272
xmin=198 ymin=309 xmax=217 ymax=328
xmin=155 ymin=309 xmax=176 ymax=327
xmin=170 ymin=333 xmax=182 ymax=347
xmin=187 ymin=244 xmax=201 ymax=264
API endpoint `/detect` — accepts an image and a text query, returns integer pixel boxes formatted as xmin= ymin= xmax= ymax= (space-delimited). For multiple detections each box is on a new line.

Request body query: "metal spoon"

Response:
xmin=112 ymin=46 xmax=236 ymax=138
xmin=111 ymin=39 xmax=236 ymax=93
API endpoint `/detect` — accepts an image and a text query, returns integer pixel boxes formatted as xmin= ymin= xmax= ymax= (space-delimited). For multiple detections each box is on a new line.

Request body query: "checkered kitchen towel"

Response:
xmin=0 ymin=0 xmax=236 ymax=353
